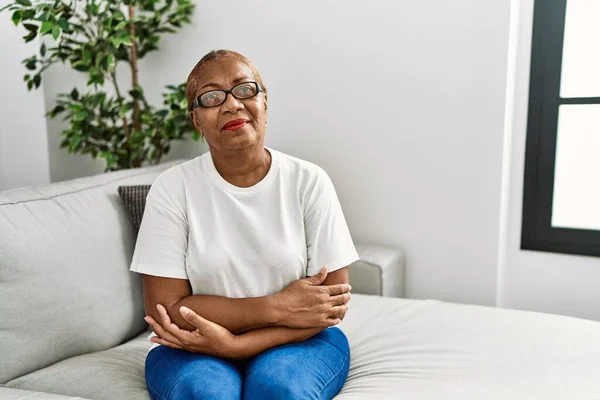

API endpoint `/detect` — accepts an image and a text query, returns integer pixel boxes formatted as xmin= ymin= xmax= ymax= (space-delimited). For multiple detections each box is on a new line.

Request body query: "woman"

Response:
xmin=130 ymin=49 xmax=359 ymax=399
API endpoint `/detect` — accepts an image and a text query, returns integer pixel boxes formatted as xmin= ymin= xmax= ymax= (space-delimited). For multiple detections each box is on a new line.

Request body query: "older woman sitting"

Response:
xmin=130 ymin=49 xmax=357 ymax=400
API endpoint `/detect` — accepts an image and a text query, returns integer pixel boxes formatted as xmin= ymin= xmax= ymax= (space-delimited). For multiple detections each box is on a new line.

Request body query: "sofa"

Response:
xmin=1 ymin=160 xmax=599 ymax=400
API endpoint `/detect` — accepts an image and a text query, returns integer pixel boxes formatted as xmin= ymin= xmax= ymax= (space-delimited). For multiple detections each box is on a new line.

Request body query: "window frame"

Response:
xmin=521 ymin=0 xmax=600 ymax=257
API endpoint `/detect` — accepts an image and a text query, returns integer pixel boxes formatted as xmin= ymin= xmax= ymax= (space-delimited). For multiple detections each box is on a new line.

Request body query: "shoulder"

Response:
xmin=148 ymin=155 xmax=205 ymax=205
xmin=275 ymin=149 xmax=331 ymax=188
xmin=151 ymin=155 xmax=205 ymax=190
xmin=273 ymin=149 xmax=336 ymax=211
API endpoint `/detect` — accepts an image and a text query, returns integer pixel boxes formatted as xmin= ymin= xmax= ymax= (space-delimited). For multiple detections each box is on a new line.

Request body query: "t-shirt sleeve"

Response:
xmin=129 ymin=170 xmax=189 ymax=279
xmin=304 ymin=168 xmax=359 ymax=277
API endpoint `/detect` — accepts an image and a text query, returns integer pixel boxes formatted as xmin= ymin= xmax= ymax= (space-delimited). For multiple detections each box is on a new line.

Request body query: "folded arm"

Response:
xmin=143 ymin=266 xmax=351 ymax=335
xmin=144 ymin=267 xmax=351 ymax=358
xmin=143 ymin=275 xmax=280 ymax=334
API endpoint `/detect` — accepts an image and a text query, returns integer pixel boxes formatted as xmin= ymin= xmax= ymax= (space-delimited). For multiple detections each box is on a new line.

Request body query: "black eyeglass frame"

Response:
xmin=190 ymin=81 xmax=262 ymax=110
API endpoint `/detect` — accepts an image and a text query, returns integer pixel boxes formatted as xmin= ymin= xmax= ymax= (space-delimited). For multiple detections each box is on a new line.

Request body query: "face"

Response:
xmin=189 ymin=59 xmax=268 ymax=152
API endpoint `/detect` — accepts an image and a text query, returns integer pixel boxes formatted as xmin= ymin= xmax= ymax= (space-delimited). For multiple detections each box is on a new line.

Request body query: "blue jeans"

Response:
xmin=145 ymin=326 xmax=350 ymax=400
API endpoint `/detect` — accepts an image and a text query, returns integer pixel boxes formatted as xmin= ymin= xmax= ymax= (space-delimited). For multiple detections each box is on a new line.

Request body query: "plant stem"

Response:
xmin=129 ymin=5 xmax=141 ymax=134
xmin=110 ymin=69 xmax=134 ymax=166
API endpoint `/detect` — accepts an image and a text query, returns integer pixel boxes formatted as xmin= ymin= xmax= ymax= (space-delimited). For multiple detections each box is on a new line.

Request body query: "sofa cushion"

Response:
xmin=5 ymin=332 xmax=150 ymax=400
xmin=117 ymin=185 xmax=152 ymax=231
xmin=0 ymin=388 xmax=90 ymax=400
xmin=7 ymin=294 xmax=600 ymax=400
xmin=0 ymin=160 xmax=187 ymax=384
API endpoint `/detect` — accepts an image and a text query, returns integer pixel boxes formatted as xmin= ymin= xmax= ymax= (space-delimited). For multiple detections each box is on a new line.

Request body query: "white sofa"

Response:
xmin=1 ymin=160 xmax=599 ymax=400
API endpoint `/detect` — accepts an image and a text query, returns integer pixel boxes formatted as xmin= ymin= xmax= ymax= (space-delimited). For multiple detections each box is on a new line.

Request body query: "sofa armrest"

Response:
xmin=348 ymin=243 xmax=405 ymax=298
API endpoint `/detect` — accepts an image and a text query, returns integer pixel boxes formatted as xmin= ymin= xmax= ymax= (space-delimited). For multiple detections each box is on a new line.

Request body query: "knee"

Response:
xmin=244 ymin=369 xmax=313 ymax=400
xmin=167 ymin=369 xmax=241 ymax=400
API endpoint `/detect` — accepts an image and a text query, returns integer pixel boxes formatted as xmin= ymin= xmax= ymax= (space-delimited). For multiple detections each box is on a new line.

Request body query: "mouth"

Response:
xmin=222 ymin=119 xmax=248 ymax=131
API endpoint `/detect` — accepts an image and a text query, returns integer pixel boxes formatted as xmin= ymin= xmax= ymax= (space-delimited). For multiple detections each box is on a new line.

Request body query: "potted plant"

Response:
xmin=2 ymin=0 xmax=199 ymax=171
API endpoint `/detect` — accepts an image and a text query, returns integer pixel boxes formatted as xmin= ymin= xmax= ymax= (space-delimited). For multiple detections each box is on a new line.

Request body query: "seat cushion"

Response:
xmin=7 ymin=294 xmax=600 ymax=399
xmin=0 ymin=388 xmax=90 ymax=400
xmin=5 ymin=332 xmax=151 ymax=400
xmin=0 ymin=160 xmax=187 ymax=383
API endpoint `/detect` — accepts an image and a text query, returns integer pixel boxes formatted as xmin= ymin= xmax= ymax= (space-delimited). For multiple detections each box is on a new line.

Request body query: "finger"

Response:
xmin=326 ymin=318 xmax=342 ymax=327
xmin=325 ymin=283 xmax=352 ymax=296
xmin=330 ymin=304 xmax=349 ymax=319
xmin=330 ymin=292 xmax=351 ymax=306
xmin=179 ymin=306 xmax=211 ymax=332
xmin=306 ymin=266 xmax=328 ymax=286
xmin=155 ymin=305 xmax=189 ymax=343
xmin=145 ymin=316 xmax=184 ymax=346
xmin=150 ymin=336 xmax=185 ymax=350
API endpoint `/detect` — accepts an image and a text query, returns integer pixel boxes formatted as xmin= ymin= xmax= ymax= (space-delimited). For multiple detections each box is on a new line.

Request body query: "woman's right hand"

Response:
xmin=273 ymin=267 xmax=352 ymax=329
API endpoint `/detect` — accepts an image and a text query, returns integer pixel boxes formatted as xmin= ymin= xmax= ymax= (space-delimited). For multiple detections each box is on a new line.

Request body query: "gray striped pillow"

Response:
xmin=117 ymin=185 xmax=152 ymax=231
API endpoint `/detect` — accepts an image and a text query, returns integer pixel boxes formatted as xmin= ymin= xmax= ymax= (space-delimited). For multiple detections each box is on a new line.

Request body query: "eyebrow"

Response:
xmin=199 ymin=77 xmax=252 ymax=91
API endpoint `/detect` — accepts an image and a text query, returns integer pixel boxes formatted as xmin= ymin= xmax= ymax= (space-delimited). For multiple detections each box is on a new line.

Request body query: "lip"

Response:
xmin=222 ymin=119 xmax=249 ymax=130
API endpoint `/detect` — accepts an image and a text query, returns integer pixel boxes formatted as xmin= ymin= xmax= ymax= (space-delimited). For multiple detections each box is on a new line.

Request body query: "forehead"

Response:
xmin=195 ymin=59 xmax=255 ymax=93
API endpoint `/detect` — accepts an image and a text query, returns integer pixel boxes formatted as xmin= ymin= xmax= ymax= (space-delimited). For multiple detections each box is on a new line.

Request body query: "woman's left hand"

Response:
xmin=145 ymin=304 xmax=239 ymax=358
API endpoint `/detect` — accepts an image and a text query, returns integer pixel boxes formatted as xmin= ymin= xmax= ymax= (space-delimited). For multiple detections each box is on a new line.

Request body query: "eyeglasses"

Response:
xmin=190 ymin=81 xmax=262 ymax=109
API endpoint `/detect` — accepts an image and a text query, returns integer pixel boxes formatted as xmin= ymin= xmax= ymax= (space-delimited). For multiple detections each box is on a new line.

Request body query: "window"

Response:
xmin=522 ymin=0 xmax=600 ymax=257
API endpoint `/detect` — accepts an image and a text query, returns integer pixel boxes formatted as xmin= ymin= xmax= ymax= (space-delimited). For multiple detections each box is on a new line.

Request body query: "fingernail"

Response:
xmin=180 ymin=306 xmax=190 ymax=316
xmin=349 ymin=285 xmax=352 ymax=291
xmin=144 ymin=317 xmax=149 ymax=323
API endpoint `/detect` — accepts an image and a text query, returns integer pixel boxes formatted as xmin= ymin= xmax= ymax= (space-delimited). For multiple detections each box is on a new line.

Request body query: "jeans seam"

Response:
xmin=147 ymin=383 xmax=167 ymax=400
xmin=315 ymin=355 xmax=349 ymax=399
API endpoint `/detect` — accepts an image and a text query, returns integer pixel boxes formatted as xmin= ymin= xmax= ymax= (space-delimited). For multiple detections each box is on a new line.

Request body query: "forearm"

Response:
xmin=169 ymin=294 xmax=281 ymax=334
xmin=229 ymin=326 xmax=325 ymax=360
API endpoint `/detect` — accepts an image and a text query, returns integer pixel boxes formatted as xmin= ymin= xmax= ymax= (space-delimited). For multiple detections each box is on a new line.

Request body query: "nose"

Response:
xmin=221 ymin=92 xmax=244 ymax=114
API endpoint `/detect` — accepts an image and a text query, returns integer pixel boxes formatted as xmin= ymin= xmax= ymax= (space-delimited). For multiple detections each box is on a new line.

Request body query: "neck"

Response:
xmin=209 ymin=144 xmax=271 ymax=188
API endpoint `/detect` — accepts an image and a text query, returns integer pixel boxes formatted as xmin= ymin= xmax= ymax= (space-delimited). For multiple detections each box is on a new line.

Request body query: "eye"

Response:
xmin=233 ymin=83 xmax=257 ymax=98
xmin=200 ymin=91 xmax=225 ymax=106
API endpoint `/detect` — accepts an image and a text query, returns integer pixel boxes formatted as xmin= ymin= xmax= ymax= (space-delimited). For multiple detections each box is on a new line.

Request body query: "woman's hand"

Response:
xmin=274 ymin=267 xmax=351 ymax=329
xmin=145 ymin=304 xmax=239 ymax=359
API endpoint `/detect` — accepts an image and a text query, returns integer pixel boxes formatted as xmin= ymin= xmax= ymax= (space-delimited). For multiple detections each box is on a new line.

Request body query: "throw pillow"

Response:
xmin=118 ymin=185 xmax=152 ymax=231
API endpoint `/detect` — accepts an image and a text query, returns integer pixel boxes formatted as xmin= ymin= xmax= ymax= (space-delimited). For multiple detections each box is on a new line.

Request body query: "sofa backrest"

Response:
xmin=0 ymin=160 xmax=185 ymax=383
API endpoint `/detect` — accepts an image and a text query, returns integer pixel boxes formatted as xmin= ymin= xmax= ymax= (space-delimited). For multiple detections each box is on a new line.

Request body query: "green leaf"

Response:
xmin=40 ymin=21 xmax=54 ymax=34
xmin=27 ymin=80 xmax=33 ymax=90
xmin=23 ymin=74 xmax=30 ymax=81
xmin=109 ymin=37 xmax=122 ymax=48
xmin=23 ymin=31 xmax=37 ymax=43
xmin=16 ymin=0 xmax=32 ymax=6
xmin=49 ymin=105 xmax=66 ymax=117
xmin=22 ymin=9 xmax=35 ymax=20
xmin=73 ymin=62 xmax=90 ymax=72
xmin=57 ymin=18 xmax=69 ymax=32
xmin=52 ymin=25 xmax=60 ymax=40
xmin=36 ymin=12 xmax=49 ymax=22
xmin=23 ymin=23 xmax=37 ymax=32
xmin=40 ymin=43 xmax=46 ymax=57
xmin=73 ymin=111 xmax=88 ymax=122
xmin=70 ymin=135 xmax=81 ymax=148
xmin=71 ymin=88 xmax=79 ymax=100
xmin=33 ymin=74 xmax=41 ymax=88
xmin=24 ymin=59 xmax=36 ymax=70
xmin=12 ymin=10 xmax=23 ymax=26
xmin=100 ymin=54 xmax=114 ymax=71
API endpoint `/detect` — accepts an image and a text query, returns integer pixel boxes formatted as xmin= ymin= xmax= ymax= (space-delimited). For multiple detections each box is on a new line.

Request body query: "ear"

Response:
xmin=263 ymin=93 xmax=268 ymax=111
xmin=189 ymin=110 xmax=202 ymax=132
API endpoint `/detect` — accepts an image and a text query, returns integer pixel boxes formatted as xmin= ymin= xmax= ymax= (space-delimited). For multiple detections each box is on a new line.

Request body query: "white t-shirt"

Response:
xmin=130 ymin=147 xmax=359 ymax=299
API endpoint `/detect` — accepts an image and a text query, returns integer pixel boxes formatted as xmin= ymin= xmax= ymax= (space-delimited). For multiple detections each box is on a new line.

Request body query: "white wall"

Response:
xmin=40 ymin=0 xmax=512 ymax=306
xmin=144 ymin=0 xmax=512 ymax=305
xmin=497 ymin=0 xmax=600 ymax=321
xmin=0 ymin=17 xmax=50 ymax=190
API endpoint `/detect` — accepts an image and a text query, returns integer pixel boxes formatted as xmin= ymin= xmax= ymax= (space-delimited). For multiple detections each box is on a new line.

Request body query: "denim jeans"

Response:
xmin=145 ymin=326 xmax=350 ymax=400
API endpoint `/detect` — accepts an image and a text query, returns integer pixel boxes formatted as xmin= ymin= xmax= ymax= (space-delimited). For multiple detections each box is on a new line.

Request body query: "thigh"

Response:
xmin=243 ymin=327 xmax=351 ymax=400
xmin=145 ymin=345 xmax=244 ymax=400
